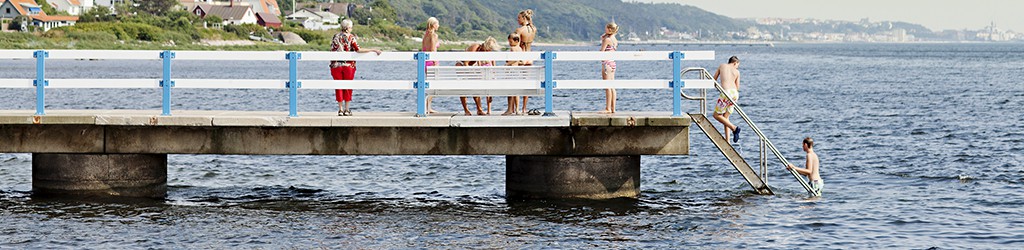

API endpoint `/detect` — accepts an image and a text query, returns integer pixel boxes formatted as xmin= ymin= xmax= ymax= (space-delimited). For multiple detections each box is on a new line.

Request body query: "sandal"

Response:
xmin=527 ymin=109 xmax=541 ymax=115
xmin=338 ymin=110 xmax=344 ymax=116
xmin=343 ymin=110 xmax=353 ymax=116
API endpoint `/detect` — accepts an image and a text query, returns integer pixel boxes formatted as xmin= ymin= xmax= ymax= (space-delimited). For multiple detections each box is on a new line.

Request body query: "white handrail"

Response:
xmin=47 ymin=50 xmax=164 ymax=60
xmin=0 ymin=79 xmax=34 ymax=88
xmin=174 ymin=79 xmax=285 ymax=89
xmin=0 ymin=49 xmax=719 ymax=119
xmin=300 ymin=80 xmax=412 ymax=90
xmin=0 ymin=50 xmax=35 ymax=59
xmin=0 ymin=78 xmax=721 ymax=90
xmin=556 ymin=79 xmax=716 ymax=89
xmin=48 ymin=79 xmax=160 ymax=88
xmin=0 ymin=50 xmax=715 ymax=62
xmin=425 ymin=51 xmax=544 ymax=61
xmin=554 ymin=51 xmax=715 ymax=61
xmin=293 ymin=51 xmax=417 ymax=62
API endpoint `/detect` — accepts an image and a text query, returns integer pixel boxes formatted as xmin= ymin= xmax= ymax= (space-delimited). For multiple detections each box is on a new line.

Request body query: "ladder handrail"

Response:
xmin=698 ymin=69 xmax=814 ymax=194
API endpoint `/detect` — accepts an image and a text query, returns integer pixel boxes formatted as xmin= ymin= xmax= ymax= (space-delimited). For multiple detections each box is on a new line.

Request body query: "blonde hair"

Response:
xmin=426 ymin=17 xmax=439 ymax=30
xmin=481 ymin=36 xmax=501 ymax=51
xmin=605 ymin=22 xmax=619 ymax=35
xmin=341 ymin=19 xmax=354 ymax=32
xmin=518 ymin=9 xmax=535 ymax=28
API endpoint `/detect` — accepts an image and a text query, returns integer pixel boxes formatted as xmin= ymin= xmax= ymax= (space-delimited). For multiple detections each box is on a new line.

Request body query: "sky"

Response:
xmin=637 ymin=0 xmax=1023 ymax=32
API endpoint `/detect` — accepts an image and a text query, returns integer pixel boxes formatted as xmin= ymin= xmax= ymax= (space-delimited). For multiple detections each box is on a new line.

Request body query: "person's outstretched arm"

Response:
xmin=356 ymin=48 xmax=382 ymax=55
xmin=787 ymin=163 xmax=811 ymax=176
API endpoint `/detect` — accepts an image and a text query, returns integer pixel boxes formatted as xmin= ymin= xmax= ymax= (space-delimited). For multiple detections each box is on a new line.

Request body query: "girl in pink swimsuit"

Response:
xmin=600 ymin=22 xmax=619 ymax=113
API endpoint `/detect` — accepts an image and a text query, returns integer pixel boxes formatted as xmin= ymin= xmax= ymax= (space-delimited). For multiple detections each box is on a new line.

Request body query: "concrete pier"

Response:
xmin=32 ymin=153 xmax=167 ymax=198
xmin=506 ymin=155 xmax=640 ymax=200
xmin=1 ymin=110 xmax=691 ymax=199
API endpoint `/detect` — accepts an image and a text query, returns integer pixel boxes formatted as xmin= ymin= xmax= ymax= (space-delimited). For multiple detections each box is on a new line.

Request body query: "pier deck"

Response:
xmin=0 ymin=110 xmax=691 ymax=156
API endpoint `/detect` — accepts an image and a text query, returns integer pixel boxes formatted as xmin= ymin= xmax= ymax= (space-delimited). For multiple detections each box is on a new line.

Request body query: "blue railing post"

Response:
xmin=286 ymin=51 xmax=302 ymax=117
xmin=414 ymin=52 xmax=429 ymax=117
xmin=160 ymin=50 xmax=175 ymax=116
xmin=670 ymin=51 xmax=684 ymax=117
xmin=541 ymin=51 xmax=556 ymax=116
xmin=33 ymin=50 xmax=48 ymax=115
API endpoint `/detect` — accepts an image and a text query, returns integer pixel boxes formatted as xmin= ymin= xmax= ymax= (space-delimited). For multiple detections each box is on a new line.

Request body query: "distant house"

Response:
xmin=284 ymin=8 xmax=338 ymax=31
xmin=47 ymin=0 xmax=91 ymax=15
xmin=182 ymin=0 xmax=278 ymax=16
xmin=255 ymin=11 xmax=278 ymax=28
xmin=92 ymin=0 xmax=122 ymax=10
xmin=177 ymin=0 xmax=199 ymax=11
xmin=241 ymin=0 xmax=278 ymax=16
xmin=0 ymin=0 xmax=78 ymax=31
xmin=311 ymin=2 xmax=351 ymax=18
xmin=193 ymin=3 xmax=256 ymax=25
xmin=29 ymin=14 xmax=77 ymax=30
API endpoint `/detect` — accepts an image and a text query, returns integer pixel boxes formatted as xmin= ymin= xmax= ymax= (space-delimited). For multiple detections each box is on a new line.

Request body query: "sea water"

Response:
xmin=1 ymin=43 xmax=1022 ymax=248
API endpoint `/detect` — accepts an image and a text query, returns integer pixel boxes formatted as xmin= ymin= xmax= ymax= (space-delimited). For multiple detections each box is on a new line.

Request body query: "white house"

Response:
xmin=92 ymin=0 xmax=123 ymax=13
xmin=285 ymin=8 xmax=339 ymax=31
xmin=47 ymin=0 xmax=92 ymax=15
xmin=92 ymin=0 xmax=122 ymax=7
xmin=30 ymin=14 xmax=77 ymax=31
xmin=1 ymin=0 xmax=77 ymax=32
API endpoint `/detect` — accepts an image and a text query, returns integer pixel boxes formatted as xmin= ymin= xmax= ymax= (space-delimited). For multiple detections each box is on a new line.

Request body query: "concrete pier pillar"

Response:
xmin=506 ymin=155 xmax=640 ymax=200
xmin=32 ymin=153 xmax=167 ymax=198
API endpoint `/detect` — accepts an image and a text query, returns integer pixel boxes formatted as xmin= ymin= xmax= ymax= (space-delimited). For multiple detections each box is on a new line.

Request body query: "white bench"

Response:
xmin=425 ymin=66 xmax=545 ymax=96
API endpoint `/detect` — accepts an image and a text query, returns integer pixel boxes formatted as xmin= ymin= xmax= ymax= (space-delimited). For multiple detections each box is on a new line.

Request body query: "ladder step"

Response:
xmin=689 ymin=114 xmax=772 ymax=195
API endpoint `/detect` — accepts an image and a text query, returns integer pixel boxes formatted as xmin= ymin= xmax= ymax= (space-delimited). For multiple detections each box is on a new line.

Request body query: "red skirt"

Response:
xmin=330 ymin=66 xmax=356 ymax=102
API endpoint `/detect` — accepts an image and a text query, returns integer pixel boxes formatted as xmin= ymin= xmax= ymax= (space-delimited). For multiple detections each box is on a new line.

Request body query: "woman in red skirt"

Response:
xmin=331 ymin=19 xmax=382 ymax=116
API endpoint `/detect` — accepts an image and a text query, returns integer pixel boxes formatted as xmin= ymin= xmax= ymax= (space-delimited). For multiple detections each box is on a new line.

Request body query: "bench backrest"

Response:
xmin=426 ymin=66 xmax=544 ymax=81
xmin=425 ymin=65 xmax=545 ymax=96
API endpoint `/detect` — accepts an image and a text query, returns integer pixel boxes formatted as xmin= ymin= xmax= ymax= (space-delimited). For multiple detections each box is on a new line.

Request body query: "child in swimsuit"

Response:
xmin=504 ymin=33 xmax=526 ymax=115
xmin=787 ymin=137 xmax=823 ymax=197
xmin=600 ymin=22 xmax=619 ymax=113
xmin=423 ymin=17 xmax=441 ymax=114
xmin=458 ymin=37 xmax=501 ymax=115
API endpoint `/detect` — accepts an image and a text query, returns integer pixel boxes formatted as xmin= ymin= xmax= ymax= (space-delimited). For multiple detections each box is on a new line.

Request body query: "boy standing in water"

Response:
xmin=713 ymin=56 xmax=741 ymax=143
xmin=787 ymin=137 xmax=823 ymax=196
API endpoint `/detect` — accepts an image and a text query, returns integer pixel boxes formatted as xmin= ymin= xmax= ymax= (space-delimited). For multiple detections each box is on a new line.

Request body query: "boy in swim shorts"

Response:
xmin=713 ymin=56 xmax=741 ymax=143
xmin=787 ymin=137 xmax=823 ymax=196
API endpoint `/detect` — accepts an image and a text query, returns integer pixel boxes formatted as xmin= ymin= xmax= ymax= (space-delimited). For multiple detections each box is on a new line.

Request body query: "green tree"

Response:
xmin=36 ymin=0 xmax=61 ymax=15
xmin=78 ymin=5 xmax=116 ymax=22
xmin=133 ymin=0 xmax=178 ymax=15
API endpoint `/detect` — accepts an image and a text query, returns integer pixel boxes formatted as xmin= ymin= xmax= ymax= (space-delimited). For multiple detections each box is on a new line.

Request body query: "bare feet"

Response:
xmin=502 ymin=110 xmax=515 ymax=116
xmin=463 ymin=110 xmax=473 ymax=115
xmin=477 ymin=110 xmax=487 ymax=116
xmin=428 ymin=109 xmax=438 ymax=114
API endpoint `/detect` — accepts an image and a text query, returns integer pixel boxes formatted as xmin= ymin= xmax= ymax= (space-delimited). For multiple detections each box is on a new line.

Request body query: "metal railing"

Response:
xmin=680 ymin=67 xmax=710 ymax=115
xmin=693 ymin=68 xmax=814 ymax=194
xmin=0 ymin=49 xmax=718 ymax=117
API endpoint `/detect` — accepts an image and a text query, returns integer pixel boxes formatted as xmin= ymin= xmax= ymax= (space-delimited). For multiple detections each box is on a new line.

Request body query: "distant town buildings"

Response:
xmin=737 ymin=17 xmax=1022 ymax=43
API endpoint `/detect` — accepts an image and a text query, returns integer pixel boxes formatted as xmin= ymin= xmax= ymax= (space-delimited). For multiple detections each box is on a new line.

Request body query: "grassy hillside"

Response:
xmin=362 ymin=0 xmax=744 ymax=41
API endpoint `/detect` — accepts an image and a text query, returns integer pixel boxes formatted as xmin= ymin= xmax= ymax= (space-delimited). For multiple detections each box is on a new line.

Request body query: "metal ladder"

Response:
xmin=682 ymin=68 xmax=814 ymax=195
